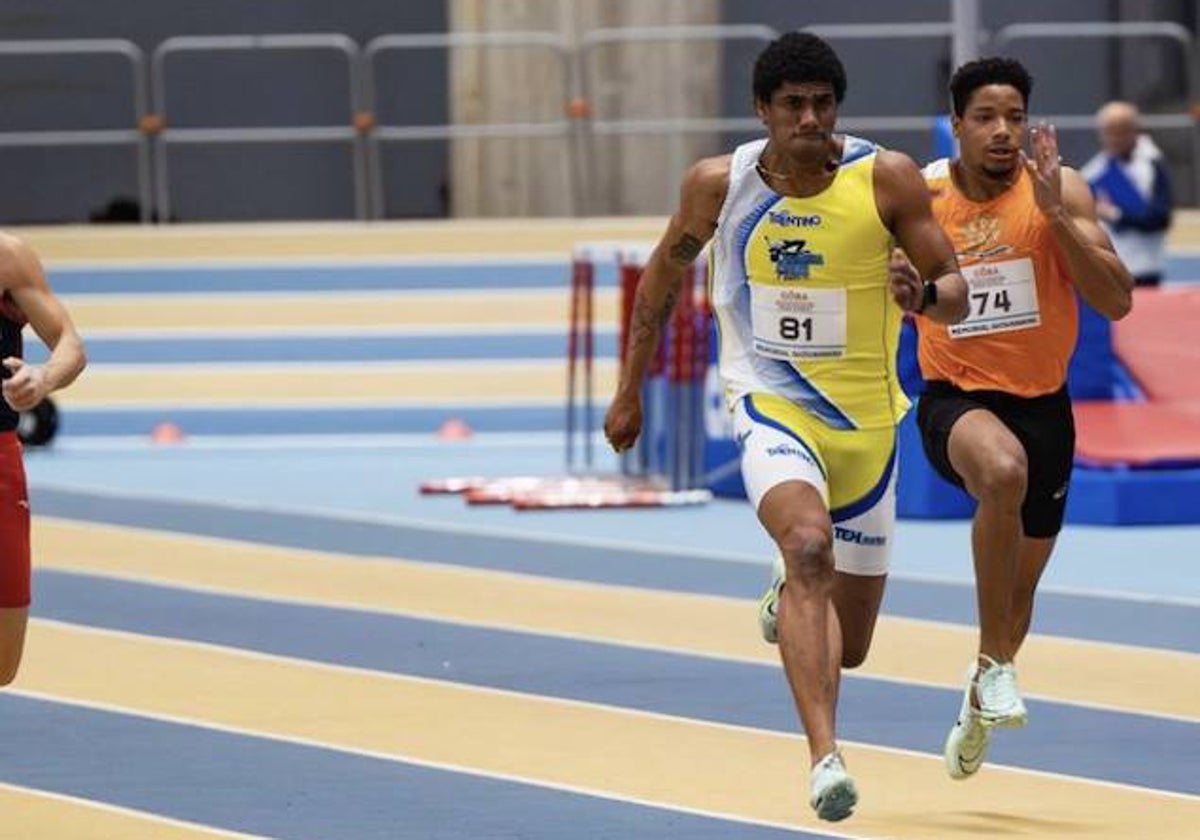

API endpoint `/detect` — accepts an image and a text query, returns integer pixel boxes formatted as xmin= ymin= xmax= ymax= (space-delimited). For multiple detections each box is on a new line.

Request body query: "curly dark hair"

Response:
xmin=753 ymin=31 xmax=847 ymax=104
xmin=949 ymin=57 xmax=1033 ymax=117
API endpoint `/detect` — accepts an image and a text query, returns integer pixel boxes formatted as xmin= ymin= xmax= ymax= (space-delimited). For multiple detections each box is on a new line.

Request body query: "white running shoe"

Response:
xmin=975 ymin=656 xmax=1028 ymax=728
xmin=757 ymin=554 xmax=785 ymax=644
xmin=944 ymin=663 xmax=990 ymax=779
xmin=809 ymin=749 xmax=858 ymax=822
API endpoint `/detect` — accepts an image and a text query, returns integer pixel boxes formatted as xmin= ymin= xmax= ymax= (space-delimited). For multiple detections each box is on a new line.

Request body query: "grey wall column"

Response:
xmin=951 ymin=0 xmax=980 ymax=68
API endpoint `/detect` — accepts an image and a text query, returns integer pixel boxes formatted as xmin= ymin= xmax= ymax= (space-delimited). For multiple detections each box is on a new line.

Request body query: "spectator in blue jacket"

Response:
xmin=1080 ymin=101 xmax=1173 ymax=287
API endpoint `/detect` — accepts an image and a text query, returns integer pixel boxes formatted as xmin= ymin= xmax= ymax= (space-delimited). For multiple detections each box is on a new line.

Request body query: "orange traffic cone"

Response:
xmin=436 ymin=417 xmax=473 ymax=441
xmin=151 ymin=422 xmax=185 ymax=445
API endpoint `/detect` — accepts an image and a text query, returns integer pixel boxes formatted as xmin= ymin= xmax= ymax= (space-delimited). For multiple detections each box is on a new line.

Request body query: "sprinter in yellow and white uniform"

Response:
xmin=603 ymin=32 xmax=968 ymax=822
xmin=714 ymin=133 xmax=906 ymax=578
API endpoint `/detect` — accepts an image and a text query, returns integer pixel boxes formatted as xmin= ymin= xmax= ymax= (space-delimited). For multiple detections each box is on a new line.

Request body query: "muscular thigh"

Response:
xmin=736 ymin=393 xmax=895 ymax=576
xmin=998 ymin=388 xmax=1075 ymax=537
xmin=919 ymin=382 xmax=1024 ymax=494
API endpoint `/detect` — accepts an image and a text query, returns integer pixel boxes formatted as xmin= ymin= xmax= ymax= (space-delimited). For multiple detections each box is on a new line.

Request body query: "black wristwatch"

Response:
xmin=915 ymin=280 xmax=938 ymax=315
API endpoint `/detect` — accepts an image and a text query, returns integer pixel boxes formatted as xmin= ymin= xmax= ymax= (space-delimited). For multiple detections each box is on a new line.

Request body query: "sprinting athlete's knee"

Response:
xmin=778 ymin=524 xmax=834 ymax=583
xmin=973 ymin=450 xmax=1028 ymax=508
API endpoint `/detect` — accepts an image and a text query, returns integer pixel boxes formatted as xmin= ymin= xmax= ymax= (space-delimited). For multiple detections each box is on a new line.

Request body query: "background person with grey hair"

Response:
xmin=1080 ymin=101 xmax=1173 ymax=287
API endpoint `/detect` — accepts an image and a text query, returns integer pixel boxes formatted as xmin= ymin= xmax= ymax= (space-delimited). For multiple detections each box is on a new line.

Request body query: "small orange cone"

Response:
xmin=436 ymin=417 xmax=473 ymax=441
xmin=151 ymin=422 xmax=185 ymax=445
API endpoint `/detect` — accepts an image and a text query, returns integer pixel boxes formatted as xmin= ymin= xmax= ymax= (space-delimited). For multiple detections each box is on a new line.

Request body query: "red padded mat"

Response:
xmin=1074 ymin=401 xmax=1200 ymax=467
xmin=1113 ymin=287 xmax=1200 ymax=401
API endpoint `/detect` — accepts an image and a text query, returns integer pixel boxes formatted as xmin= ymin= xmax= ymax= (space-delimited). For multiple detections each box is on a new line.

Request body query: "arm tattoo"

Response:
xmin=628 ymin=278 xmax=682 ymax=354
xmin=667 ymin=233 xmax=704 ymax=265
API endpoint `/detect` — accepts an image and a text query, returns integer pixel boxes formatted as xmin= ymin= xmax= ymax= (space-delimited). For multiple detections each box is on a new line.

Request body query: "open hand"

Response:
xmin=1023 ymin=122 xmax=1063 ymax=215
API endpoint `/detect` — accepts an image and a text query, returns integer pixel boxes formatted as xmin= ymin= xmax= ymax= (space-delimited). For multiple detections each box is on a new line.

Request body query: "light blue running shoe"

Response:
xmin=944 ymin=663 xmax=991 ymax=779
xmin=757 ymin=554 xmax=785 ymax=643
xmin=809 ymin=749 xmax=858 ymax=822
xmin=975 ymin=655 xmax=1028 ymax=728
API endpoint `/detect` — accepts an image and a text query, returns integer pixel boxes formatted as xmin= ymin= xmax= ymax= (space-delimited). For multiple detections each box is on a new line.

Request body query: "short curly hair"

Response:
xmin=753 ymin=32 xmax=847 ymax=104
xmin=949 ymin=57 xmax=1033 ymax=117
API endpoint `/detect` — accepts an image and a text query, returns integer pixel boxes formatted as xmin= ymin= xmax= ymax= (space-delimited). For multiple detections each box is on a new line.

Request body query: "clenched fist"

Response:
xmin=2 ymin=358 xmax=48 ymax=413
xmin=604 ymin=390 xmax=643 ymax=453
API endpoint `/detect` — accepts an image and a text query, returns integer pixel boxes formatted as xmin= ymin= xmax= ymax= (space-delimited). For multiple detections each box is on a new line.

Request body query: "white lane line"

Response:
xmin=17 ymin=619 xmax=1200 ymax=807
xmin=47 ymin=431 xmax=567 ymax=451
xmin=37 ymin=561 xmax=1200 ymax=725
xmin=60 ymin=288 xmax=595 ymax=303
xmin=48 ymin=252 xmax=567 ymax=269
xmin=67 ymin=325 xmax=613 ymax=339
xmin=52 ymin=397 xmax=566 ymax=409
xmin=28 ymin=482 xmax=1200 ymax=611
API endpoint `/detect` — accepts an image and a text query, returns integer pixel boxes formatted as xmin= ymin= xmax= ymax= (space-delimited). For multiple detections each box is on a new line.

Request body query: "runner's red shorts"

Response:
xmin=0 ymin=432 xmax=30 ymax=608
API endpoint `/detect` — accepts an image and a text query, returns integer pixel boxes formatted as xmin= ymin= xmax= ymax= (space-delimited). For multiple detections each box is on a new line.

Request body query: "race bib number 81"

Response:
xmin=750 ymin=285 xmax=847 ymax=360
xmin=949 ymin=257 xmax=1040 ymax=339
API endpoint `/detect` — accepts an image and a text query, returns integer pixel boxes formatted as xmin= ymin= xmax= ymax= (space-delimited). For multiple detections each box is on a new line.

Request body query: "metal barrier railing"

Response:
xmin=1 ymin=21 xmax=1196 ymax=222
xmin=361 ymin=31 xmax=575 ymax=218
xmin=149 ymin=33 xmax=367 ymax=220
xmin=579 ymin=23 xmax=963 ymax=212
xmin=992 ymin=22 xmax=1199 ymax=201
xmin=0 ymin=39 xmax=152 ymax=222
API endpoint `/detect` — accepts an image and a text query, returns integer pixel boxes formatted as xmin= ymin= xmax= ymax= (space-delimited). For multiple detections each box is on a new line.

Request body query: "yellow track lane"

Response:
xmin=18 ymin=216 xmax=1197 ymax=261
xmin=34 ymin=518 xmax=1200 ymax=721
xmin=23 ymin=219 xmax=666 ymax=261
xmin=51 ymin=361 xmax=618 ymax=407
xmin=63 ymin=291 xmax=619 ymax=332
xmin=16 ymin=620 xmax=1199 ymax=840
xmin=0 ymin=782 xmax=268 ymax=840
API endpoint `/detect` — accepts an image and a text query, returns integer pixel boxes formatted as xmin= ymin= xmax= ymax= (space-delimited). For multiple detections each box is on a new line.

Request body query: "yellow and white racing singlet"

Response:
xmin=709 ymin=135 xmax=907 ymax=431
xmin=710 ymin=136 xmax=904 ymax=573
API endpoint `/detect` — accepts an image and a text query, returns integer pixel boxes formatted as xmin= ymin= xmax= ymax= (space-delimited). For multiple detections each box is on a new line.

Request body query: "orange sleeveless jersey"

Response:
xmin=916 ymin=160 xmax=1077 ymax=397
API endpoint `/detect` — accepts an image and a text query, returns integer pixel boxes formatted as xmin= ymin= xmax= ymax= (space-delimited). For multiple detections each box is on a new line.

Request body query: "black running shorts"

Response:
xmin=916 ymin=381 xmax=1075 ymax=538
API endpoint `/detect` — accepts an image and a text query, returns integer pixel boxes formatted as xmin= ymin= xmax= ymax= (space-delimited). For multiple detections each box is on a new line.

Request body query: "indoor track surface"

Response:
xmin=4 ymin=221 xmax=1198 ymax=839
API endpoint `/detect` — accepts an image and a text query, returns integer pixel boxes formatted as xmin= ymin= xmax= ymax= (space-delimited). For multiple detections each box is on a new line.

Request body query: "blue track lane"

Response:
xmin=48 ymin=262 xmax=620 ymax=294
xmin=0 ymin=694 xmax=819 ymax=840
xmin=32 ymin=571 xmax=1200 ymax=795
xmin=31 ymin=488 xmax=1200 ymax=654
xmin=58 ymin=406 xmax=592 ymax=436
xmin=43 ymin=254 xmax=1200 ymax=295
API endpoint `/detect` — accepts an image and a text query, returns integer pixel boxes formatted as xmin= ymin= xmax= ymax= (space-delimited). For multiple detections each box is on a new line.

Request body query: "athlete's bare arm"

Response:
xmin=604 ymin=156 xmax=729 ymax=452
xmin=0 ymin=233 xmax=86 ymax=412
xmin=1024 ymin=123 xmax=1133 ymax=321
xmin=874 ymin=150 xmax=969 ymax=324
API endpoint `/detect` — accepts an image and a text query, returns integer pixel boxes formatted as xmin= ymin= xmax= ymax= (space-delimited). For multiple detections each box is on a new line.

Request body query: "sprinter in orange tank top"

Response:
xmin=909 ymin=58 xmax=1134 ymax=780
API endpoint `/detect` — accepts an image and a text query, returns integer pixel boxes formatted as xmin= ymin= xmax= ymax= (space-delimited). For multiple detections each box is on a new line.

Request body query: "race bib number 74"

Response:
xmin=949 ymin=257 xmax=1040 ymax=339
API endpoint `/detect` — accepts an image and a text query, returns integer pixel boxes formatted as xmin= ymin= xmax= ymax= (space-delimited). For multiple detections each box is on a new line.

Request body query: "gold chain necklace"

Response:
xmin=755 ymin=160 xmax=797 ymax=181
xmin=756 ymin=158 xmax=839 ymax=182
